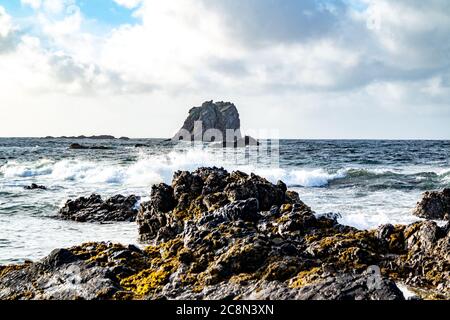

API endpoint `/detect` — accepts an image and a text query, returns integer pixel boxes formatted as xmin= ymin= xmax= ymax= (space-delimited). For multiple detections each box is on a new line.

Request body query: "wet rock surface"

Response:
xmin=414 ymin=189 xmax=450 ymax=220
xmin=59 ymin=194 xmax=140 ymax=222
xmin=1 ymin=168 xmax=449 ymax=300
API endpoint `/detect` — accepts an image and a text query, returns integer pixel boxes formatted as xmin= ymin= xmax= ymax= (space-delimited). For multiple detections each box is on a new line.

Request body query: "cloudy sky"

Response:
xmin=0 ymin=0 xmax=449 ymax=139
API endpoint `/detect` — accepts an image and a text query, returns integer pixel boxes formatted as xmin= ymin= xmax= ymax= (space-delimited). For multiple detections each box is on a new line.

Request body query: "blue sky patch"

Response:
xmin=0 ymin=0 xmax=138 ymax=26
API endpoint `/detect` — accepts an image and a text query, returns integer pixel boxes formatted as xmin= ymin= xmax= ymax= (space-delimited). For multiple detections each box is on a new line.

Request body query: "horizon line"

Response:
xmin=0 ymin=136 xmax=449 ymax=141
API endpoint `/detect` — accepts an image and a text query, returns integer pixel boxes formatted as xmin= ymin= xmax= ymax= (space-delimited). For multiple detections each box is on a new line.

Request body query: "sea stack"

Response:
xmin=173 ymin=101 xmax=257 ymax=146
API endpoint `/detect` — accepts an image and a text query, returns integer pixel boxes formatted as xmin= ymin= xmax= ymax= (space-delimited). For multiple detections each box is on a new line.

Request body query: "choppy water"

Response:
xmin=0 ymin=138 xmax=449 ymax=264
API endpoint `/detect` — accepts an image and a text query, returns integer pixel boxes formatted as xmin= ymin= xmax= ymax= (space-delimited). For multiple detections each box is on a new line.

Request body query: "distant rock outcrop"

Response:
xmin=414 ymin=189 xmax=450 ymax=220
xmin=173 ymin=101 xmax=243 ymax=143
xmin=69 ymin=143 xmax=111 ymax=150
xmin=47 ymin=135 xmax=117 ymax=140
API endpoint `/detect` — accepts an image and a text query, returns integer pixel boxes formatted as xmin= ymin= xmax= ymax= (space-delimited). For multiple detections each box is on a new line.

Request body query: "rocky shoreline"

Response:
xmin=0 ymin=168 xmax=448 ymax=300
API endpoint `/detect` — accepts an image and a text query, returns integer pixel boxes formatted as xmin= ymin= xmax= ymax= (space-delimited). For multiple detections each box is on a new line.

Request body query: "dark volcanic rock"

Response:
xmin=414 ymin=189 xmax=450 ymax=220
xmin=24 ymin=183 xmax=47 ymax=190
xmin=1 ymin=168 xmax=449 ymax=300
xmin=0 ymin=243 xmax=146 ymax=300
xmin=132 ymin=168 xmax=448 ymax=300
xmin=161 ymin=272 xmax=404 ymax=300
xmin=172 ymin=101 xmax=242 ymax=142
xmin=59 ymin=194 xmax=140 ymax=222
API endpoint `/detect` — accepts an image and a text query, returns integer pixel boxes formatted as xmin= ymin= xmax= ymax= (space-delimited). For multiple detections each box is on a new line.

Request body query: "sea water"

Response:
xmin=0 ymin=138 xmax=449 ymax=264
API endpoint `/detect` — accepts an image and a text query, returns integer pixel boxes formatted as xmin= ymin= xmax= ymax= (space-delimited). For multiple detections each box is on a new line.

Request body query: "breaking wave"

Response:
xmin=1 ymin=149 xmax=449 ymax=189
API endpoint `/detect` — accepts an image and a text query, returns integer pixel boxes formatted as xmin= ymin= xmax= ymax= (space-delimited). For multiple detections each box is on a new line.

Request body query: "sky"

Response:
xmin=0 ymin=0 xmax=449 ymax=139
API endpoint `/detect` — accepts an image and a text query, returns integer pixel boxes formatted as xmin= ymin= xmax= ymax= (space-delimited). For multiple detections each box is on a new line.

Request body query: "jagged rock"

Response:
xmin=414 ymin=189 xmax=450 ymax=220
xmin=137 ymin=168 xmax=290 ymax=244
xmin=59 ymin=194 xmax=140 ymax=222
xmin=136 ymin=168 xmax=449 ymax=299
xmin=173 ymin=101 xmax=242 ymax=142
xmin=24 ymin=183 xmax=47 ymax=190
xmin=1 ymin=168 xmax=449 ymax=300
xmin=212 ymin=198 xmax=260 ymax=223
xmin=137 ymin=184 xmax=177 ymax=242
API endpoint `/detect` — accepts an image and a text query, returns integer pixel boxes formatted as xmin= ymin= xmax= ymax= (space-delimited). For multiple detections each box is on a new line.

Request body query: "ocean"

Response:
xmin=0 ymin=138 xmax=449 ymax=264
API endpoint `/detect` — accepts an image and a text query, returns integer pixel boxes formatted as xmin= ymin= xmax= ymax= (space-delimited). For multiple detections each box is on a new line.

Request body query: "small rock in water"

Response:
xmin=24 ymin=183 xmax=47 ymax=190
xmin=59 ymin=194 xmax=140 ymax=222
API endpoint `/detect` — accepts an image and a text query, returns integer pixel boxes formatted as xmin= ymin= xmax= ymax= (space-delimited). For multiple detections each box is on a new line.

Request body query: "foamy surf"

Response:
xmin=1 ymin=148 xmax=449 ymax=190
xmin=0 ymin=150 xmax=349 ymax=188
xmin=1 ymin=138 xmax=449 ymax=264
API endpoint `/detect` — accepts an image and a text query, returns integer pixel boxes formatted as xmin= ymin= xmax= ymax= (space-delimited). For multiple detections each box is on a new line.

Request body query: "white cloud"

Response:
xmin=353 ymin=0 xmax=450 ymax=69
xmin=21 ymin=0 xmax=42 ymax=10
xmin=0 ymin=0 xmax=449 ymax=138
xmin=0 ymin=6 xmax=12 ymax=38
xmin=39 ymin=4 xmax=82 ymax=36
xmin=113 ymin=0 xmax=143 ymax=9
xmin=98 ymin=1 xmax=238 ymax=90
xmin=42 ymin=0 xmax=68 ymax=14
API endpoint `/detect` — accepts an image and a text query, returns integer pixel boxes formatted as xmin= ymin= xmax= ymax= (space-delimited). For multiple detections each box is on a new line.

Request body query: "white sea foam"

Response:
xmin=0 ymin=159 xmax=53 ymax=178
xmin=0 ymin=150 xmax=349 ymax=188
xmin=1 ymin=149 xmax=449 ymax=191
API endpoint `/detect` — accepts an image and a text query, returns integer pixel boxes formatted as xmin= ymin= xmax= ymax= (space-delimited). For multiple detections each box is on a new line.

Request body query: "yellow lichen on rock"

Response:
xmin=289 ymin=267 xmax=322 ymax=288
xmin=120 ymin=268 xmax=170 ymax=297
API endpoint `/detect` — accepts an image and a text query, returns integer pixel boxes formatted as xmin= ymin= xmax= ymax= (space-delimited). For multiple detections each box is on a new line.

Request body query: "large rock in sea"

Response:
xmin=413 ymin=189 xmax=450 ymax=220
xmin=1 ymin=168 xmax=448 ymax=300
xmin=59 ymin=194 xmax=140 ymax=222
xmin=173 ymin=101 xmax=256 ymax=145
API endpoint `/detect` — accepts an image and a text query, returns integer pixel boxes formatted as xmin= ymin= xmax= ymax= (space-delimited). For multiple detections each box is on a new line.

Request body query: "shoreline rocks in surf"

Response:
xmin=0 ymin=167 xmax=448 ymax=300
xmin=59 ymin=194 xmax=140 ymax=222
xmin=414 ymin=189 xmax=450 ymax=221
